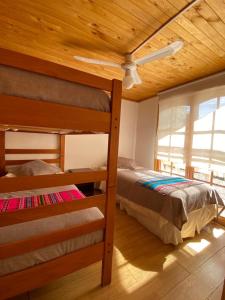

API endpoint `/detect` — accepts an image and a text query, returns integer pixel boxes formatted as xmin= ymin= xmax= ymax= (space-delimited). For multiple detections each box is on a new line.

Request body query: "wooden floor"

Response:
xmin=13 ymin=207 xmax=225 ymax=300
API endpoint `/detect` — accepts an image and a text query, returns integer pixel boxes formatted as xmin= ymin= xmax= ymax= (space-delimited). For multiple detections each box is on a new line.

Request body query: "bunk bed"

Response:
xmin=0 ymin=48 xmax=122 ymax=299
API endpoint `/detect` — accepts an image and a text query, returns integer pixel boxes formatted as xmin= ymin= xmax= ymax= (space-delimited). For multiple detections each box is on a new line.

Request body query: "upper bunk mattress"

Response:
xmin=0 ymin=64 xmax=110 ymax=112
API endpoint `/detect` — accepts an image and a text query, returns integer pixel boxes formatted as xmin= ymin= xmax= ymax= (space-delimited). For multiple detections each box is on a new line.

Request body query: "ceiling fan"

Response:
xmin=74 ymin=41 xmax=183 ymax=89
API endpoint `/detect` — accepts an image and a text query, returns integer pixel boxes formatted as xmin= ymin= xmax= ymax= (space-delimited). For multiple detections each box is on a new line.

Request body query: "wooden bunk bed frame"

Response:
xmin=0 ymin=48 xmax=122 ymax=299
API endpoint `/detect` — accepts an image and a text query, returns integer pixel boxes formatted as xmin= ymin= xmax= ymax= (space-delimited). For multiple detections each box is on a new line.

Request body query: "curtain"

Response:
xmin=157 ymin=81 xmax=225 ymax=185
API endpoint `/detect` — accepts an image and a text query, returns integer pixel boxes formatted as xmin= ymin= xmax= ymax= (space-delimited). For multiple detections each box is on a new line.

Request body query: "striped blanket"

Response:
xmin=0 ymin=188 xmax=85 ymax=213
xmin=140 ymin=176 xmax=200 ymax=193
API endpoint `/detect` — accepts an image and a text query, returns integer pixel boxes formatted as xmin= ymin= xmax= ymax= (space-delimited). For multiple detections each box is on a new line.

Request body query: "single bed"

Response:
xmin=0 ymin=170 xmax=104 ymax=276
xmin=0 ymin=184 xmax=103 ymax=276
xmin=116 ymin=168 xmax=224 ymax=245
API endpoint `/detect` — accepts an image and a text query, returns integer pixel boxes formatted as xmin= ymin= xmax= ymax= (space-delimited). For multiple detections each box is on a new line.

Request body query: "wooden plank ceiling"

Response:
xmin=0 ymin=0 xmax=225 ymax=101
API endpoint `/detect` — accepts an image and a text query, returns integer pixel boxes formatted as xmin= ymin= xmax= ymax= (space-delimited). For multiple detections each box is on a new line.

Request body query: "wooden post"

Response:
xmin=59 ymin=135 xmax=65 ymax=171
xmin=101 ymin=79 xmax=122 ymax=286
xmin=186 ymin=166 xmax=194 ymax=179
xmin=154 ymin=159 xmax=161 ymax=172
xmin=0 ymin=132 xmax=5 ymax=175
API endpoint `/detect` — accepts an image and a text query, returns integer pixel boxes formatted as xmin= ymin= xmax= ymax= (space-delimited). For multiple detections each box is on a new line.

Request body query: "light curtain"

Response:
xmin=157 ymin=78 xmax=225 ymax=183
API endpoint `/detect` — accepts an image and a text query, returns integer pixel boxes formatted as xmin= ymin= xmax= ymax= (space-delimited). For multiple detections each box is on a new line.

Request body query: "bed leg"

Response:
xmin=101 ymin=244 xmax=113 ymax=286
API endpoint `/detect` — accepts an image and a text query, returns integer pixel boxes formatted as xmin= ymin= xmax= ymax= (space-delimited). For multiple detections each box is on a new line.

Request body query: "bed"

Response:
xmin=116 ymin=167 xmax=224 ymax=245
xmin=0 ymin=183 xmax=104 ymax=276
xmin=0 ymin=48 xmax=122 ymax=299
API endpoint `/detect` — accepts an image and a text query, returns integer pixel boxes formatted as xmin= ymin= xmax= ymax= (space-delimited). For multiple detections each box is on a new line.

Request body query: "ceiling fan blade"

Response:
xmin=135 ymin=40 xmax=183 ymax=65
xmin=73 ymin=55 xmax=121 ymax=68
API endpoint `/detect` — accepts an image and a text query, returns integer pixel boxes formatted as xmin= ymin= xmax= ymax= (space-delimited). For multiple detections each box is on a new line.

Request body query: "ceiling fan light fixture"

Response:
xmin=123 ymin=70 xmax=135 ymax=89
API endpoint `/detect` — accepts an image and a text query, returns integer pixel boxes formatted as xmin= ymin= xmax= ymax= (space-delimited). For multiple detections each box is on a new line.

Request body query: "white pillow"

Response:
xmin=117 ymin=157 xmax=137 ymax=170
xmin=1 ymin=172 xmax=16 ymax=178
xmin=7 ymin=160 xmax=62 ymax=176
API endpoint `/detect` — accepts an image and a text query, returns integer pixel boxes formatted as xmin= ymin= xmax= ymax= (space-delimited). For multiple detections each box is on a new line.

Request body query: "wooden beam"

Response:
xmin=0 ymin=132 xmax=5 ymax=175
xmin=130 ymin=0 xmax=202 ymax=55
xmin=5 ymin=149 xmax=59 ymax=154
xmin=0 ymin=170 xmax=107 ymax=193
xmin=102 ymin=79 xmax=122 ymax=286
xmin=5 ymin=158 xmax=59 ymax=166
xmin=59 ymin=135 xmax=65 ymax=171
xmin=0 ymin=48 xmax=112 ymax=91
xmin=0 ymin=194 xmax=105 ymax=226
xmin=0 ymin=242 xmax=104 ymax=300
xmin=0 ymin=95 xmax=111 ymax=133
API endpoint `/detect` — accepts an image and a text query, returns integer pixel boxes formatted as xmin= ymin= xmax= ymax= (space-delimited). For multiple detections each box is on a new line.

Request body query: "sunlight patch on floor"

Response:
xmin=184 ymin=239 xmax=210 ymax=255
xmin=212 ymin=227 xmax=225 ymax=238
xmin=163 ymin=254 xmax=178 ymax=270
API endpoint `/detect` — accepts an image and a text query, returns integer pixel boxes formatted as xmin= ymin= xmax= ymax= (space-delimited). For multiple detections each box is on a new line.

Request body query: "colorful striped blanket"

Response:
xmin=139 ymin=175 xmax=200 ymax=193
xmin=0 ymin=188 xmax=85 ymax=213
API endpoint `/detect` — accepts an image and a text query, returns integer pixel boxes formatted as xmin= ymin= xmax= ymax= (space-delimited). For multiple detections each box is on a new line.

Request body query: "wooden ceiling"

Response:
xmin=0 ymin=0 xmax=225 ymax=101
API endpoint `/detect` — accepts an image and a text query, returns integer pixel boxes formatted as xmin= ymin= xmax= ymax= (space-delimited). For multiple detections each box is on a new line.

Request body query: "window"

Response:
xmin=157 ymin=93 xmax=225 ymax=186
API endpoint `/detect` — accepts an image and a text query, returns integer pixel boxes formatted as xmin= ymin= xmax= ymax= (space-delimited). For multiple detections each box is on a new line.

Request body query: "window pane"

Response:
xmin=171 ymin=134 xmax=185 ymax=147
xmin=172 ymin=163 xmax=185 ymax=176
xmin=158 ymin=135 xmax=170 ymax=146
xmin=158 ymin=108 xmax=171 ymax=131
xmin=192 ymin=134 xmax=211 ymax=149
xmin=199 ymin=98 xmax=217 ymax=118
xmin=219 ymin=96 xmax=225 ymax=108
xmin=194 ymin=113 xmax=213 ymax=131
xmin=213 ymin=134 xmax=225 ymax=152
xmin=213 ymin=171 xmax=225 ymax=186
xmin=215 ymin=106 xmax=225 ymax=130
xmin=193 ymin=168 xmax=211 ymax=182
xmin=161 ymin=161 xmax=171 ymax=173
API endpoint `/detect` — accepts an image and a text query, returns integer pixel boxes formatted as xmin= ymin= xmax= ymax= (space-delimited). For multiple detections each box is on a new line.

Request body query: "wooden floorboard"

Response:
xmin=11 ymin=207 xmax=225 ymax=300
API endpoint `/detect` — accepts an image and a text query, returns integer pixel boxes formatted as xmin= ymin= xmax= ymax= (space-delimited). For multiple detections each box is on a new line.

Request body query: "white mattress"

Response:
xmin=118 ymin=195 xmax=217 ymax=245
xmin=0 ymin=64 xmax=110 ymax=112
xmin=0 ymin=185 xmax=104 ymax=276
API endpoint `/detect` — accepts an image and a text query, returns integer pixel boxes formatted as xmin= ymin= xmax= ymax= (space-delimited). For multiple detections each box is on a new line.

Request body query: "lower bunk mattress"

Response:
xmin=0 ymin=185 xmax=104 ymax=276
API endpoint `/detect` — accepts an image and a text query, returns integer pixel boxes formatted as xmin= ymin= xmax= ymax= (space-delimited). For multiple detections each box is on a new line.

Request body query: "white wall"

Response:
xmin=135 ymin=96 xmax=158 ymax=169
xmin=64 ymin=99 xmax=138 ymax=169
xmin=118 ymin=99 xmax=138 ymax=159
xmin=5 ymin=99 xmax=139 ymax=170
xmin=5 ymin=132 xmax=58 ymax=161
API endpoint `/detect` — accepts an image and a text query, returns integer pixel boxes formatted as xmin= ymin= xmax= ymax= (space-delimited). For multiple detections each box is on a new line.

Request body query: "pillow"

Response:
xmin=117 ymin=157 xmax=137 ymax=170
xmin=7 ymin=160 xmax=62 ymax=176
xmin=1 ymin=172 xmax=16 ymax=178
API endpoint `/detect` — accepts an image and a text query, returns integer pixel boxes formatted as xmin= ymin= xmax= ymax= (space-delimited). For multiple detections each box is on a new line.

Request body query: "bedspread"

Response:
xmin=117 ymin=169 xmax=224 ymax=229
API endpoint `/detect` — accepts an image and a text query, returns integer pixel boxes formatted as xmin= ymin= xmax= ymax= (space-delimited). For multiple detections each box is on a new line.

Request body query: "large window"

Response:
xmin=157 ymin=91 xmax=225 ymax=186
